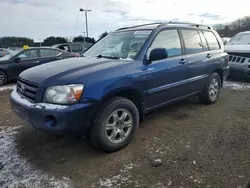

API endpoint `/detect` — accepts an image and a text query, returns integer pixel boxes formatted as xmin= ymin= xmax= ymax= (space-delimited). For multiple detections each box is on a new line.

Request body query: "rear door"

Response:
xmin=179 ymin=29 xmax=210 ymax=93
xmin=145 ymin=29 xmax=191 ymax=109
xmin=38 ymin=48 xmax=63 ymax=64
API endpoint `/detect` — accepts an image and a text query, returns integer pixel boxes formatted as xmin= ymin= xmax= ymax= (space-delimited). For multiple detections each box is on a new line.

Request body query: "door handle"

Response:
xmin=34 ymin=60 xmax=40 ymax=63
xmin=206 ymin=54 xmax=212 ymax=58
xmin=179 ymin=59 xmax=188 ymax=64
xmin=57 ymin=56 xmax=63 ymax=60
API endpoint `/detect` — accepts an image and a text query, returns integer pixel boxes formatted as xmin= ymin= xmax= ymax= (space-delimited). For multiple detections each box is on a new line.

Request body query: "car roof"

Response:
xmin=117 ymin=22 xmax=213 ymax=32
xmin=27 ymin=47 xmax=62 ymax=50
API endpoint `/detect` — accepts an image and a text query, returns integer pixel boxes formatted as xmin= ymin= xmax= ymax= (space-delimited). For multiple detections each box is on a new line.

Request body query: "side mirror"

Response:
xmin=14 ymin=57 xmax=21 ymax=63
xmin=149 ymin=48 xmax=168 ymax=62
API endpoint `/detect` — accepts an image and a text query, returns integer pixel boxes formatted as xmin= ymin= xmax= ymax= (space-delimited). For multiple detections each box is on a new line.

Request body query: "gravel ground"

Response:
xmin=0 ymin=81 xmax=249 ymax=188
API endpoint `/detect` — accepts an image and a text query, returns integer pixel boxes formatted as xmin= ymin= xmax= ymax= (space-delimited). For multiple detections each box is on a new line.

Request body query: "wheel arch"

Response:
xmin=212 ymin=68 xmax=223 ymax=87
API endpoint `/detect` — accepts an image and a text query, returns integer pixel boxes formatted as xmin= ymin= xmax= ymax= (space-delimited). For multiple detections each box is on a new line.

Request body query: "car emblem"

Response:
xmin=20 ymin=84 xmax=25 ymax=93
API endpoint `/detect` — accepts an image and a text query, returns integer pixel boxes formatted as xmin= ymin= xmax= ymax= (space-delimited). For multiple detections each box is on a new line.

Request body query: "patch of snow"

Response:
xmin=93 ymin=163 xmax=136 ymax=188
xmin=224 ymin=81 xmax=250 ymax=90
xmin=11 ymin=89 xmax=68 ymax=110
xmin=0 ymin=126 xmax=72 ymax=188
xmin=0 ymin=84 xmax=16 ymax=91
xmin=168 ymin=180 xmax=172 ymax=186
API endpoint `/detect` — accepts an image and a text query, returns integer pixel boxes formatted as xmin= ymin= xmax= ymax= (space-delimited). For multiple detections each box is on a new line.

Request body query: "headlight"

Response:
xmin=43 ymin=84 xmax=84 ymax=104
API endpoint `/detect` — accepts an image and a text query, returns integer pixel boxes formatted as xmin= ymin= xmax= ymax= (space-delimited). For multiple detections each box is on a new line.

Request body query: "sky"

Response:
xmin=0 ymin=0 xmax=250 ymax=41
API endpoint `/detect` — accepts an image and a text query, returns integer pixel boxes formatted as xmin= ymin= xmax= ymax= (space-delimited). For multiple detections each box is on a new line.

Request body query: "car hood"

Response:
xmin=19 ymin=57 xmax=133 ymax=86
xmin=225 ymin=44 xmax=250 ymax=53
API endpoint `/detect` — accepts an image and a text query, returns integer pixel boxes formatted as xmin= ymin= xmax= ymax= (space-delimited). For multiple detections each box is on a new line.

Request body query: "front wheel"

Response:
xmin=199 ymin=73 xmax=221 ymax=104
xmin=90 ymin=97 xmax=139 ymax=152
xmin=0 ymin=71 xmax=7 ymax=86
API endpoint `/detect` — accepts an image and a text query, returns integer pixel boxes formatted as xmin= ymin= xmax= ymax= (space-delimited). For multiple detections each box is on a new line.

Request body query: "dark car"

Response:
xmin=10 ymin=22 xmax=229 ymax=152
xmin=0 ymin=47 xmax=77 ymax=86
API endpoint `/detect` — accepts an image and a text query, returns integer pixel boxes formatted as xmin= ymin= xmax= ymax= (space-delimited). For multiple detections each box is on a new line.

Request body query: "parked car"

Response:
xmin=225 ymin=31 xmax=250 ymax=79
xmin=10 ymin=22 xmax=229 ymax=152
xmin=52 ymin=42 xmax=93 ymax=54
xmin=0 ymin=48 xmax=7 ymax=57
xmin=0 ymin=47 xmax=77 ymax=86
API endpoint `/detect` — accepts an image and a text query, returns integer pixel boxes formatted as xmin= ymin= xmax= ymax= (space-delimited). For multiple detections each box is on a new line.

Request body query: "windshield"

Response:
xmin=0 ymin=50 xmax=21 ymax=61
xmin=227 ymin=33 xmax=250 ymax=45
xmin=84 ymin=30 xmax=152 ymax=59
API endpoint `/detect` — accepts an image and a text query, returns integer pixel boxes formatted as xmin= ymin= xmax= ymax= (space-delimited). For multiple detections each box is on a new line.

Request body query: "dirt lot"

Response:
xmin=0 ymin=81 xmax=250 ymax=188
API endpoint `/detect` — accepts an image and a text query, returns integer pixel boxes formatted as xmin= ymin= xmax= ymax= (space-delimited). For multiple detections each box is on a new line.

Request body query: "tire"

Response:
xmin=0 ymin=71 xmax=7 ymax=86
xmin=90 ymin=97 xmax=139 ymax=152
xmin=199 ymin=72 xmax=221 ymax=104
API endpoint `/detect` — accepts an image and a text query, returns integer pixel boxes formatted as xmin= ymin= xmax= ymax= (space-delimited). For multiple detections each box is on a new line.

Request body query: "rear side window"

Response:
xmin=181 ymin=30 xmax=203 ymax=54
xmin=203 ymin=31 xmax=220 ymax=50
xmin=40 ymin=49 xmax=57 ymax=57
xmin=198 ymin=31 xmax=208 ymax=51
xmin=148 ymin=29 xmax=182 ymax=57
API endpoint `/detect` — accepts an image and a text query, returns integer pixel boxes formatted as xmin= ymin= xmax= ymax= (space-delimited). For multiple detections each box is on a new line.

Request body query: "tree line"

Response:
xmin=0 ymin=36 xmax=97 ymax=48
xmin=214 ymin=16 xmax=250 ymax=37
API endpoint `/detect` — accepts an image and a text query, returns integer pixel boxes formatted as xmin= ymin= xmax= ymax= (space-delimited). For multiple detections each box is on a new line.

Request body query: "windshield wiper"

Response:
xmin=96 ymin=55 xmax=120 ymax=59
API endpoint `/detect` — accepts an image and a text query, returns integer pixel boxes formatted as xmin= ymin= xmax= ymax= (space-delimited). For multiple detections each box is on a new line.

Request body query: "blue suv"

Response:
xmin=10 ymin=22 xmax=229 ymax=152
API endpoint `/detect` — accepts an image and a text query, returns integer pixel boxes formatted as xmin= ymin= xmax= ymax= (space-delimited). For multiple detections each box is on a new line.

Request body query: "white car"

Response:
xmin=225 ymin=31 xmax=250 ymax=79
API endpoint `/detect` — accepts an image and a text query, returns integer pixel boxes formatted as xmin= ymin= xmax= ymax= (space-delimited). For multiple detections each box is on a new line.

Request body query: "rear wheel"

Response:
xmin=90 ymin=97 xmax=139 ymax=152
xmin=0 ymin=71 xmax=7 ymax=86
xmin=199 ymin=73 xmax=221 ymax=104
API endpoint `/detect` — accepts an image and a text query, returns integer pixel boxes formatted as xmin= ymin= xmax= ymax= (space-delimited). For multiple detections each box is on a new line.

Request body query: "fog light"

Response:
xmin=45 ymin=115 xmax=57 ymax=128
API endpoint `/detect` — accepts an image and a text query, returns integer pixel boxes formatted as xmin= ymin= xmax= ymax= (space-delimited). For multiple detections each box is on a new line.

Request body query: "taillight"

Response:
xmin=73 ymin=53 xmax=80 ymax=57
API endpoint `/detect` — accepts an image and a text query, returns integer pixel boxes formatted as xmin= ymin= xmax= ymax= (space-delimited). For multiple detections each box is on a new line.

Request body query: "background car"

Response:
xmin=52 ymin=42 xmax=93 ymax=55
xmin=0 ymin=47 xmax=77 ymax=86
xmin=0 ymin=48 xmax=7 ymax=57
xmin=225 ymin=31 xmax=250 ymax=79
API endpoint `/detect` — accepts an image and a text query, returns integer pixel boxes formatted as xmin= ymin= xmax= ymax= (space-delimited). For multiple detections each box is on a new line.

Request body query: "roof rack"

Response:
xmin=116 ymin=22 xmax=163 ymax=31
xmin=159 ymin=21 xmax=212 ymax=29
xmin=116 ymin=21 xmax=212 ymax=31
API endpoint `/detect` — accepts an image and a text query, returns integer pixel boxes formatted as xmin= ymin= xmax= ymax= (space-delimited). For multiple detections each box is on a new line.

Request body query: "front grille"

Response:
xmin=228 ymin=52 xmax=249 ymax=64
xmin=17 ymin=78 xmax=38 ymax=102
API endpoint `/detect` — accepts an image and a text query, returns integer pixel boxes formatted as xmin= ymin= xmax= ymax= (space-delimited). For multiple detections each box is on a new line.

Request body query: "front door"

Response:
xmin=145 ymin=29 xmax=191 ymax=110
xmin=10 ymin=49 xmax=40 ymax=79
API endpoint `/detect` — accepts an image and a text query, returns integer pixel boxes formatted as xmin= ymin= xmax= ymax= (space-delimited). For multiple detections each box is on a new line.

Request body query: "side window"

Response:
xmin=40 ymin=49 xmax=57 ymax=57
xmin=18 ymin=49 xmax=38 ymax=60
xmin=203 ymin=31 xmax=220 ymax=50
xmin=148 ymin=29 xmax=182 ymax=58
xmin=198 ymin=31 xmax=208 ymax=51
xmin=181 ymin=30 xmax=203 ymax=54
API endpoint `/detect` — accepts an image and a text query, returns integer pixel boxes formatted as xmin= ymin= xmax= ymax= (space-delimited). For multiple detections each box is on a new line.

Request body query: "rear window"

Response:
xmin=181 ymin=30 xmax=203 ymax=54
xmin=70 ymin=44 xmax=82 ymax=52
xmin=203 ymin=31 xmax=220 ymax=50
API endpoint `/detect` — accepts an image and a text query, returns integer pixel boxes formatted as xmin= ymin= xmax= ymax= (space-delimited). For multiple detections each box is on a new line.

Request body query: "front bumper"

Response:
xmin=229 ymin=63 xmax=250 ymax=78
xmin=10 ymin=89 xmax=94 ymax=136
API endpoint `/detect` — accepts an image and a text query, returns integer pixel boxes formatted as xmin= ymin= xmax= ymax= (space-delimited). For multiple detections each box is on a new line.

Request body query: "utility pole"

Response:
xmin=82 ymin=32 xmax=86 ymax=44
xmin=82 ymin=9 xmax=91 ymax=38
